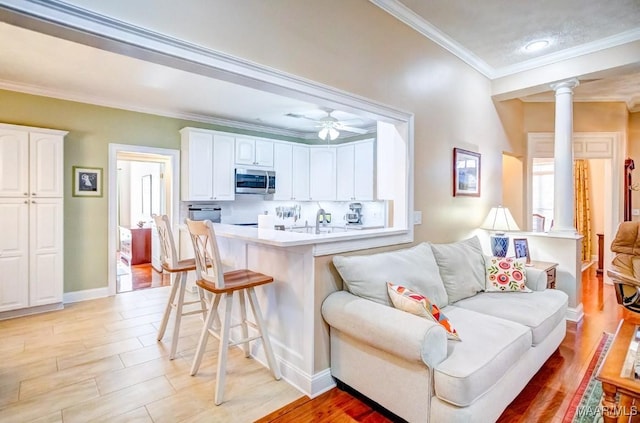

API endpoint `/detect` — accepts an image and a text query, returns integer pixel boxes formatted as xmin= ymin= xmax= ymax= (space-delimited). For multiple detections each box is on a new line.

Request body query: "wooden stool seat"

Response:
xmin=186 ymin=218 xmax=281 ymax=405
xmin=161 ymin=258 xmax=196 ymax=273
xmin=196 ymin=270 xmax=273 ymax=294
xmin=153 ymin=215 xmax=206 ymax=360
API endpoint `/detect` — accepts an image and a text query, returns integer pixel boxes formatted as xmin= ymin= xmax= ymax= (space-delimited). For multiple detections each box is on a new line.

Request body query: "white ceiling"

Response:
xmin=374 ymin=0 xmax=640 ymax=110
xmin=0 ymin=0 xmax=639 ymax=137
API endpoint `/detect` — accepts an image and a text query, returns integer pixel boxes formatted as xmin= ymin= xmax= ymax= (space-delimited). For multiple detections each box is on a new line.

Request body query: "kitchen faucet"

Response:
xmin=315 ymin=207 xmax=326 ymax=234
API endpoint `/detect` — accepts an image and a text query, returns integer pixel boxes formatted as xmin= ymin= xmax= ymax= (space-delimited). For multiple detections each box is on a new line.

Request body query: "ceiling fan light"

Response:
xmin=329 ymin=127 xmax=339 ymax=140
xmin=318 ymin=127 xmax=329 ymax=140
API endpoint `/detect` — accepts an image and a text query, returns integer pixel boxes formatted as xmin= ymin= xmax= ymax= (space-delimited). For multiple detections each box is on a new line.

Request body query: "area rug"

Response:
xmin=563 ymin=332 xmax=614 ymax=423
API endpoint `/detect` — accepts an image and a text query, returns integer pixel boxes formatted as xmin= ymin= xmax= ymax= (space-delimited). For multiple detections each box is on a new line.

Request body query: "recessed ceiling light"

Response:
xmin=524 ymin=40 xmax=550 ymax=52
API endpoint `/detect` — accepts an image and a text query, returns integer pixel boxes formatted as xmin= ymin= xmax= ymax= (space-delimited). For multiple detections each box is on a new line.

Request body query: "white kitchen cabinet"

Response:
xmin=181 ymin=128 xmax=235 ymax=201
xmin=235 ymin=137 xmax=273 ymax=167
xmin=0 ymin=199 xmax=29 ymax=312
xmin=273 ymin=143 xmax=310 ymax=201
xmin=309 ymin=146 xmax=337 ymax=201
xmin=292 ymin=145 xmax=310 ymax=201
xmin=0 ymin=126 xmax=64 ymax=198
xmin=0 ymin=123 xmax=65 ymax=315
xmin=336 ymin=139 xmax=374 ymax=201
xmin=29 ymin=198 xmax=63 ymax=306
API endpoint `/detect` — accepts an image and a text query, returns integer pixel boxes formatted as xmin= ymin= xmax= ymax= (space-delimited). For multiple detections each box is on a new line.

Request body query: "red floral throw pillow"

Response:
xmin=485 ymin=256 xmax=531 ymax=292
xmin=387 ymin=282 xmax=461 ymax=341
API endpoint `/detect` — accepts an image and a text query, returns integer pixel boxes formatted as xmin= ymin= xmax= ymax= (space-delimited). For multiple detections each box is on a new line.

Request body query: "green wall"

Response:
xmin=0 ymin=89 xmax=303 ymax=293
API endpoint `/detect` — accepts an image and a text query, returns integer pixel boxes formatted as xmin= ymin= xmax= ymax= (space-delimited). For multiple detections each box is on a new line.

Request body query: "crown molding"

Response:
xmin=369 ymin=0 xmax=494 ymax=78
xmin=0 ymin=80 xmax=308 ymax=138
xmin=370 ymin=0 xmax=640 ymax=81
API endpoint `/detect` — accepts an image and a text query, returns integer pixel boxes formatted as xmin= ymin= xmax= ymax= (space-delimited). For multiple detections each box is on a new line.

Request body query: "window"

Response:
xmin=532 ymin=158 xmax=554 ymax=231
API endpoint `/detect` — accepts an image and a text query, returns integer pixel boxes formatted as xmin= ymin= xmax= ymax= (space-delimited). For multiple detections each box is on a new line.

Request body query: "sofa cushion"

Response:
xmin=434 ymin=306 xmax=531 ymax=407
xmin=454 ymin=289 xmax=568 ymax=345
xmin=333 ymin=243 xmax=449 ymax=308
xmin=387 ymin=282 xmax=461 ymax=341
xmin=429 ymin=236 xmax=486 ymax=303
xmin=484 ymin=256 xmax=531 ymax=293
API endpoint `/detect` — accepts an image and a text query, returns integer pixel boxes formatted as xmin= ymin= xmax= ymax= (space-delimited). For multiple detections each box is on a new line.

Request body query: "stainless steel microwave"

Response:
xmin=235 ymin=168 xmax=275 ymax=194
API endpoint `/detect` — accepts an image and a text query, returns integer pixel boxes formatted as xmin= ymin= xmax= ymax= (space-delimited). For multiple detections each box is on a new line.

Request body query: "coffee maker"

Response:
xmin=345 ymin=202 xmax=363 ymax=225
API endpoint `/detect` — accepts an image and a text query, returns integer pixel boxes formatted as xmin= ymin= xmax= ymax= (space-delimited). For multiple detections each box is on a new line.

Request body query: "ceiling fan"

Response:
xmin=286 ymin=110 xmax=368 ymax=140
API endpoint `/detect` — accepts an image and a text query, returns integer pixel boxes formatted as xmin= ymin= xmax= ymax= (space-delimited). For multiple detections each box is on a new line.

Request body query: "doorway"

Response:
xmin=108 ymin=144 xmax=180 ymax=296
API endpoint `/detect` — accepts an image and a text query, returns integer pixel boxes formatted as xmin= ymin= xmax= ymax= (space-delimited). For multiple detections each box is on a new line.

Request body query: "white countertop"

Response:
xmin=181 ymin=223 xmax=406 ymax=249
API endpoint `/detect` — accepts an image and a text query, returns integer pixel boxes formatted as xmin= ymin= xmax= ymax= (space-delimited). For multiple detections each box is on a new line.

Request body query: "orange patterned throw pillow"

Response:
xmin=485 ymin=256 xmax=532 ymax=292
xmin=387 ymin=282 xmax=461 ymax=341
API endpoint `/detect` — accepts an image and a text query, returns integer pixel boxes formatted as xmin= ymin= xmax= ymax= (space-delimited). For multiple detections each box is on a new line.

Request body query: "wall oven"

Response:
xmin=235 ymin=168 xmax=275 ymax=194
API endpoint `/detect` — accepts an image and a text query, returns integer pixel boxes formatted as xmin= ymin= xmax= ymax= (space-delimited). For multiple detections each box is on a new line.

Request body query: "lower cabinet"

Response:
xmin=0 ymin=198 xmax=63 ymax=313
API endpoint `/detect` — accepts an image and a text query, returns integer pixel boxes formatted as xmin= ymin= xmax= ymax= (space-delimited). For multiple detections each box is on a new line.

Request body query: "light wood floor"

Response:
xmin=0 ymin=286 xmax=303 ymax=422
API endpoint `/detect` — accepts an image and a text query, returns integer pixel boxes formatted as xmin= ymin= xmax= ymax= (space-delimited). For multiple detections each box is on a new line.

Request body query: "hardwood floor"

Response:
xmin=0 ymin=286 xmax=302 ymax=422
xmin=116 ymin=258 xmax=172 ymax=293
xmin=260 ymin=266 xmax=635 ymax=423
xmin=1 ymin=265 xmax=631 ymax=422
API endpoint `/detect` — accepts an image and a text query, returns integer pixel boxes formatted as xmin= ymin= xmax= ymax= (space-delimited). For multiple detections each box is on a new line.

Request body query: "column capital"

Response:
xmin=550 ymin=78 xmax=579 ymax=93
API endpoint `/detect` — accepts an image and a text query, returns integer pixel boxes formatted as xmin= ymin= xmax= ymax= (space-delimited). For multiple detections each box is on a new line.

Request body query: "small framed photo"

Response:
xmin=453 ymin=148 xmax=481 ymax=197
xmin=513 ymin=238 xmax=530 ymax=264
xmin=73 ymin=166 xmax=103 ymax=197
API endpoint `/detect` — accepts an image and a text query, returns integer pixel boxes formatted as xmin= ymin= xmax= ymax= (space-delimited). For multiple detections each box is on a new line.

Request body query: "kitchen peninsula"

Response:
xmin=180 ymin=222 xmax=411 ymax=397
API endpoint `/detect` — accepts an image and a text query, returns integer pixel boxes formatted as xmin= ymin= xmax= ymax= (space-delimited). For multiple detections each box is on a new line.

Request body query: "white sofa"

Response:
xmin=321 ymin=237 xmax=568 ymax=423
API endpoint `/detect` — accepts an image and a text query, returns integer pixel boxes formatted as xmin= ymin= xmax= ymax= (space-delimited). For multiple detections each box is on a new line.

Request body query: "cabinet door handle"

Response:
xmin=23 ymin=192 xmax=28 ymax=196
xmin=24 ymin=201 xmax=28 ymax=204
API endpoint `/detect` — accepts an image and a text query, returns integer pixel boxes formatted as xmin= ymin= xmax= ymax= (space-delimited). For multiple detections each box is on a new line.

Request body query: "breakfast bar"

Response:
xmin=180 ymin=223 xmax=410 ymax=397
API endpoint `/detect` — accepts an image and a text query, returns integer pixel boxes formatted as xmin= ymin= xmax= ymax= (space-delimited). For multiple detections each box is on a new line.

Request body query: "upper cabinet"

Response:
xmin=309 ymin=146 xmax=337 ymax=201
xmin=336 ymin=139 xmax=374 ymax=201
xmin=274 ymin=143 xmax=310 ymax=201
xmin=235 ymin=137 xmax=274 ymax=167
xmin=181 ymin=128 xmax=235 ymax=201
xmin=0 ymin=126 xmax=64 ymax=198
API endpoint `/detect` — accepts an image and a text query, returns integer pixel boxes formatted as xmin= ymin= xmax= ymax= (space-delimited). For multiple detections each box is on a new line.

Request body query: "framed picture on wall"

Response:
xmin=72 ymin=166 xmax=103 ymax=197
xmin=513 ymin=238 xmax=530 ymax=264
xmin=453 ymin=148 xmax=481 ymax=197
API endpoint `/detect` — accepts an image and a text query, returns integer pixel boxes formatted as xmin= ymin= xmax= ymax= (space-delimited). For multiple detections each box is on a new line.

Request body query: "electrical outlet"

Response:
xmin=633 ymin=209 xmax=640 ymax=216
xmin=413 ymin=211 xmax=422 ymax=225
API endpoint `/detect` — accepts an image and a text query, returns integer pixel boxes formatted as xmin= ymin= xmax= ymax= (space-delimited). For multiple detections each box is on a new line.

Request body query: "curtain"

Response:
xmin=574 ymin=160 xmax=592 ymax=262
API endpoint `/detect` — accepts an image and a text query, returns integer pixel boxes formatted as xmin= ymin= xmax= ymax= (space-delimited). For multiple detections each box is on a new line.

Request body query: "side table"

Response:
xmin=528 ymin=260 xmax=558 ymax=289
xmin=596 ymin=319 xmax=640 ymax=422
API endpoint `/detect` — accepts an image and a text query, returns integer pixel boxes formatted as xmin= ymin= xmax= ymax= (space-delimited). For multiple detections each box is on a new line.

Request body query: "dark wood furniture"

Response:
xmin=598 ymin=233 xmax=604 ymax=274
xmin=119 ymin=226 xmax=151 ymax=265
xmin=596 ymin=318 xmax=640 ymax=423
xmin=529 ymin=260 xmax=558 ymax=289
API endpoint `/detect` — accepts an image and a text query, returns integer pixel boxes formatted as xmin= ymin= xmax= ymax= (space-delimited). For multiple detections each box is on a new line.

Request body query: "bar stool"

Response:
xmin=153 ymin=214 xmax=207 ymax=360
xmin=185 ymin=218 xmax=281 ymax=405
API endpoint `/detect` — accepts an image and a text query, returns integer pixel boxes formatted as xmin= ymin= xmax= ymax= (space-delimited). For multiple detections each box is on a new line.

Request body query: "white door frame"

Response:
xmin=108 ymin=143 xmax=180 ymax=296
xmin=526 ymin=132 xmax=625 ymax=282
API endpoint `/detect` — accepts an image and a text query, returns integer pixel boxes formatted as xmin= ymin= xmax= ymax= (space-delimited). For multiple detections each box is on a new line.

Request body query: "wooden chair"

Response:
xmin=153 ymin=214 xmax=207 ymax=360
xmin=185 ymin=218 xmax=281 ymax=405
xmin=532 ymin=213 xmax=546 ymax=232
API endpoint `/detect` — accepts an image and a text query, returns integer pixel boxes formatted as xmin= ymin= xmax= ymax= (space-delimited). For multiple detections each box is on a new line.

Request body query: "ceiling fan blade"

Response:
xmin=335 ymin=124 xmax=367 ymax=134
xmin=285 ymin=112 xmax=320 ymax=122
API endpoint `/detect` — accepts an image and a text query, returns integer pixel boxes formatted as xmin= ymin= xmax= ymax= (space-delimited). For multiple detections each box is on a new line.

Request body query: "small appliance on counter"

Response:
xmin=188 ymin=206 xmax=221 ymax=223
xmin=345 ymin=202 xmax=363 ymax=225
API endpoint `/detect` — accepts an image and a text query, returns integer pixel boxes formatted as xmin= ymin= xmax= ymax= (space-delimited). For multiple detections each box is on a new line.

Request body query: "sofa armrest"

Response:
xmin=525 ymin=267 xmax=547 ymax=291
xmin=322 ymin=291 xmax=448 ymax=368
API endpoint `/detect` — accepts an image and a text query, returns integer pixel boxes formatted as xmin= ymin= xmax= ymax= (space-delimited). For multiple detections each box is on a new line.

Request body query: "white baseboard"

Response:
xmin=63 ymin=287 xmax=111 ymax=304
xmin=0 ymin=302 xmax=63 ymax=320
xmin=566 ymin=303 xmax=584 ymax=322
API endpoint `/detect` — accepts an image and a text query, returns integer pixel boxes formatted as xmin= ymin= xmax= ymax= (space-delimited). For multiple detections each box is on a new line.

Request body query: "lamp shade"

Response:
xmin=480 ymin=206 xmax=520 ymax=257
xmin=480 ymin=206 xmax=520 ymax=233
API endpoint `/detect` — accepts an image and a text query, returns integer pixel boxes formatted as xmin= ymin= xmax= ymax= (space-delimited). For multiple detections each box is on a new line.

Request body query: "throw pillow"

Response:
xmin=429 ymin=236 xmax=486 ymax=304
xmin=387 ymin=282 xmax=461 ymax=341
xmin=484 ymin=256 xmax=532 ymax=292
xmin=333 ymin=243 xmax=449 ymax=308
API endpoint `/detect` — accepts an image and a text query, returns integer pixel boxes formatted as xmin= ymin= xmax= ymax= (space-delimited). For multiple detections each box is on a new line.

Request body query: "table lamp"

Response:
xmin=480 ymin=206 xmax=520 ymax=257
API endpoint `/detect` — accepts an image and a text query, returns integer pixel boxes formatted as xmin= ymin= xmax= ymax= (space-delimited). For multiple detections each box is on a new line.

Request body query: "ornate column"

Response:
xmin=550 ymin=78 xmax=579 ymax=234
